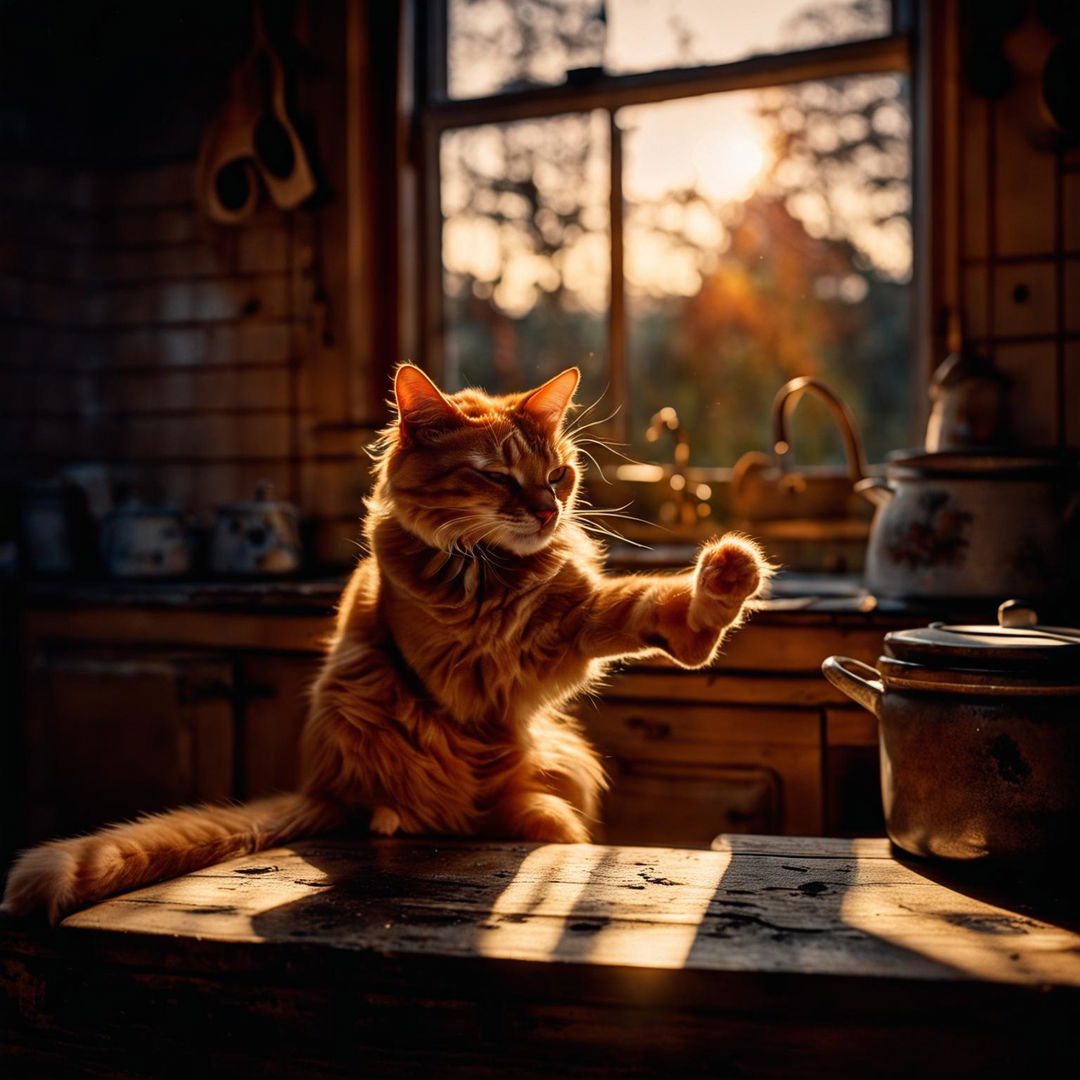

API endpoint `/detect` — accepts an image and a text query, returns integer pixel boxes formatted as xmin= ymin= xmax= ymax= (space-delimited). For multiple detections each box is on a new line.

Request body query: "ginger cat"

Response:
xmin=3 ymin=366 xmax=770 ymax=922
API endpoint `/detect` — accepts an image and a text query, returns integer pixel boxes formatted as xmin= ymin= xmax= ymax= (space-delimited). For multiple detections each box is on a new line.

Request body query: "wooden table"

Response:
xmin=2 ymin=835 xmax=1079 ymax=1078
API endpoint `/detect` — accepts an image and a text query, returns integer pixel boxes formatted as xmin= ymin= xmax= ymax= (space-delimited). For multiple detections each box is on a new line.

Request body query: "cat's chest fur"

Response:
xmin=375 ymin=528 xmax=602 ymax=726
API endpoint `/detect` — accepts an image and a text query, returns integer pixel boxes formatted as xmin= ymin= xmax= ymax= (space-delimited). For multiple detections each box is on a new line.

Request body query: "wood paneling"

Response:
xmin=581 ymin=700 xmax=822 ymax=837
xmin=992 ymin=260 xmax=1058 ymax=338
xmin=993 ymin=342 xmax=1059 ymax=444
xmin=953 ymin=7 xmax=1077 ymax=451
xmin=239 ymin=653 xmax=320 ymax=799
xmin=960 ymin=94 xmax=989 ymax=260
xmin=24 ymin=648 xmax=234 ymax=842
xmin=1066 ymin=342 xmax=1080 ymax=447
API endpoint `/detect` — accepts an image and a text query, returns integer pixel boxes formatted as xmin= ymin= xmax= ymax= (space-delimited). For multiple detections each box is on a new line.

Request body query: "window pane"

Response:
xmin=448 ymin=0 xmax=604 ymax=100
xmin=605 ymin=0 xmax=893 ymax=75
xmin=440 ymin=111 xmax=610 ymax=405
xmin=447 ymin=1 xmax=893 ymax=100
xmin=622 ymin=74 xmax=912 ymax=467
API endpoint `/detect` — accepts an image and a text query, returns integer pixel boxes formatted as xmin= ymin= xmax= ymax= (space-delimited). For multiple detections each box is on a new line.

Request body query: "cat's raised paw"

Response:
xmin=695 ymin=534 xmax=767 ymax=605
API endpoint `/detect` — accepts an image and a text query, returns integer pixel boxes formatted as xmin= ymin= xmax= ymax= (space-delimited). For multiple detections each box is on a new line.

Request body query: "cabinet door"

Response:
xmin=597 ymin=760 xmax=780 ymax=848
xmin=825 ymin=707 xmax=884 ymax=836
xmin=238 ymin=653 xmax=321 ymax=798
xmin=580 ymin=700 xmax=823 ymax=845
xmin=24 ymin=648 xmax=234 ymax=843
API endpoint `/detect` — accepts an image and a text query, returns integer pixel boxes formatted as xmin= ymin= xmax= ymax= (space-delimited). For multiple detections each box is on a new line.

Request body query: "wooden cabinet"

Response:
xmin=824 ymin=706 xmax=883 ymax=836
xmin=580 ymin=695 xmax=821 ymax=845
xmin=18 ymin=599 xmax=902 ymax=850
xmin=582 ymin=645 xmax=892 ymax=846
xmin=238 ymin=652 xmax=319 ymax=799
xmin=24 ymin=648 xmax=235 ymax=842
xmin=21 ymin=638 xmax=324 ymax=846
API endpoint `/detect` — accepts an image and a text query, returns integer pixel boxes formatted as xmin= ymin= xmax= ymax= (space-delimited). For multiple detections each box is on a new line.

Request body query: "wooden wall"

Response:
xmin=0 ymin=163 xmax=316 ymax=510
xmin=952 ymin=6 xmax=1079 ymax=448
xmin=0 ymin=1 xmax=399 ymax=567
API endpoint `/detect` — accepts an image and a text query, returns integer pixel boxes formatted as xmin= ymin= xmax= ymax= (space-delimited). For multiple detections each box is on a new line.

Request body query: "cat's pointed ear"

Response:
xmin=519 ymin=368 xmax=580 ymax=434
xmin=394 ymin=365 xmax=462 ymax=443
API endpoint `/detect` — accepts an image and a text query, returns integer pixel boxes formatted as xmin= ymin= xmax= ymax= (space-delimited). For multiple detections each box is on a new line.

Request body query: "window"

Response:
xmin=412 ymin=0 xmax=916 ymax=475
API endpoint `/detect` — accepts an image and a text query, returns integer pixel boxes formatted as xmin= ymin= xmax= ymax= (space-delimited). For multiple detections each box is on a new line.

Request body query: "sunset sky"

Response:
xmin=442 ymin=0 xmax=907 ymax=317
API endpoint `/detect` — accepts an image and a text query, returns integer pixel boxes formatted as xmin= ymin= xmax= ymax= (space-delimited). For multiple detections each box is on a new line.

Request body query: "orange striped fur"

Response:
xmin=2 ymin=366 xmax=769 ymax=921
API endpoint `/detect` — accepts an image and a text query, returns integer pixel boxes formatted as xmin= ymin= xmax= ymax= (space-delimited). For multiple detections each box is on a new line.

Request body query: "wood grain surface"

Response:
xmin=57 ymin=835 xmax=1080 ymax=988
xmin=3 ymin=835 xmax=1078 ymax=1078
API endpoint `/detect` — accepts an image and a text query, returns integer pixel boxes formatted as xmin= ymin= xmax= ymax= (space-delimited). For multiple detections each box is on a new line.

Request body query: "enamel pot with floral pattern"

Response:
xmin=823 ymin=603 xmax=1080 ymax=862
xmin=855 ymin=450 xmax=1079 ymax=601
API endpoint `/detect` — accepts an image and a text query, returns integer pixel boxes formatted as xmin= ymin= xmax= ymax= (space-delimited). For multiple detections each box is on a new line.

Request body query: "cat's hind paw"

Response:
xmin=369 ymin=806 xmax=402 ymax=836
xmin=504 ymin=793 xmax=590 ymax=844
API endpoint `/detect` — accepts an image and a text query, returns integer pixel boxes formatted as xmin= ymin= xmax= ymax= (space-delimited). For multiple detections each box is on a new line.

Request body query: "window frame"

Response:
xmin=403 ymin=0 xmax=930 ymax=450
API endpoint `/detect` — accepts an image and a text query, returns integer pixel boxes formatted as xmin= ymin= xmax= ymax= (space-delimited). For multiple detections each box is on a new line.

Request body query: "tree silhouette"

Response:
xmin=439 ymin=0 xmax=911 ymax=467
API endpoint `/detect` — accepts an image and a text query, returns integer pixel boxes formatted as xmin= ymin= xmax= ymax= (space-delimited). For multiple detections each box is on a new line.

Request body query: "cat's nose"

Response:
xmin=528 ymin=489 xmax=557 ymax=527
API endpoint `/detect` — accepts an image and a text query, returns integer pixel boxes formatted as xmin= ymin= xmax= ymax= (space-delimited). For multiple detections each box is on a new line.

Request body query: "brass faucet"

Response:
xmin=771 ymin=377 xmax=867 ymax=486
xmin=645 ymin=407 xmax=696 ymax=527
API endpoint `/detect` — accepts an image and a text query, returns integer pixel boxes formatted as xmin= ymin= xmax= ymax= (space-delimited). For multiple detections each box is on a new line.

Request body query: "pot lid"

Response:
xmin=216 ymin=482 xmax=297 ymax=515
xmin=883 ymin=448 xmax=1077 ymax=478
xmin=106 ymin=499 xmax=183 ymax=518
xmin=883 ymin=601 xmax=1080 ymax=676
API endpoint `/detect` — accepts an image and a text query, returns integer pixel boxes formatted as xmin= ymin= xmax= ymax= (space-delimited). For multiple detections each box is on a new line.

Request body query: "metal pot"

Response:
xmin=823 ymin=602 xmax=1080 ymax=862
xmin=772 ymin=377 xmax=1080 ymax=600
xmin=100 ymin=500 xmax=193 ymax=578
xmin=210 ymin=483 xmax=301 ymax=576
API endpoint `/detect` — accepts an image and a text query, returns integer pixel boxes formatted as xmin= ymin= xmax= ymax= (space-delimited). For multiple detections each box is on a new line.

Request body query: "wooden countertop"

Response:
xmin=3 ymin=835 xmax=1078 ymax=1077
xmin=22 ymin=572 xmax=1001 ymax=620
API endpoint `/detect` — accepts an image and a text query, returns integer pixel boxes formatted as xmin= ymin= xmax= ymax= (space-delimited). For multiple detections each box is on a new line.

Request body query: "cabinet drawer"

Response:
xmin=579 ymin=700 xmax=823 ymax=838
xmin=598 ymin=760 xmax=779 ymax=847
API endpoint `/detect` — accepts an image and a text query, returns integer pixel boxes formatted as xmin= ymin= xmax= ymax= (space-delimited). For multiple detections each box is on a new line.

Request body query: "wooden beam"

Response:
xmin=422 ymin=35 xmax=911 ymax=134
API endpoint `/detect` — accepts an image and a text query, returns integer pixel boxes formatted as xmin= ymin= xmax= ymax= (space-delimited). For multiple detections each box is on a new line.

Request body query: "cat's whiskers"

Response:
xmin=431 ymin=512 xmax=507 ymax=562
xmin=574 ymin=499 xmax=660 ymax=531
xmin=573 ymin=445 xmax=609 ymax=483
xmin=575 ymin=518 xmax=650 ymax=549
xmin=562 ymin=392 xmax=617 ymax=439
xmin=569 ymin=500 xmax=660 ymax=550
xmin=574 ymin=436 xmax=642 ymax=466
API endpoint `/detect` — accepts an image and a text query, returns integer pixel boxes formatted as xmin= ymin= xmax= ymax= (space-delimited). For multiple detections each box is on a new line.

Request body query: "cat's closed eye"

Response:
xmin=548 ymin=466 xmax=569 ymax=485
xmin=480 ymin=469 xmax=514 ymax=486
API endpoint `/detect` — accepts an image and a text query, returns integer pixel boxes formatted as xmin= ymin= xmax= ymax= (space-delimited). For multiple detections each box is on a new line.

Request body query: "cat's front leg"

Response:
xmin=573 ymin=533 xmax=770 ymax=668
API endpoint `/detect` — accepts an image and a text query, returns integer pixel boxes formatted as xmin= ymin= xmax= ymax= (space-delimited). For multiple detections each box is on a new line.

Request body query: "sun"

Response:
xmin=692 ymin=117 xmax=770 ymax=204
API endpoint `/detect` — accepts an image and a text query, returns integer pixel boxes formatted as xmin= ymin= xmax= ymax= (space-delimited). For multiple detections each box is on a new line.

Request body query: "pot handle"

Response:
xmin=822 ymin=656 xmax=884 ymax=717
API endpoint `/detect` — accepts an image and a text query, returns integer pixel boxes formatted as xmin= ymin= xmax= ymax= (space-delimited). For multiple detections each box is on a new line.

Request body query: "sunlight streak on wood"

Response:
xmin=476 ymin=844 xmax=731 ymax=967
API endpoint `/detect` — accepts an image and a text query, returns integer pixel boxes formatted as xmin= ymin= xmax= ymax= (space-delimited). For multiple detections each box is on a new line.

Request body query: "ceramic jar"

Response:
xmin=100 ymin=501 xmax=193 ymax=578
xmin=210 ymin=484 xmax=301 ymax=576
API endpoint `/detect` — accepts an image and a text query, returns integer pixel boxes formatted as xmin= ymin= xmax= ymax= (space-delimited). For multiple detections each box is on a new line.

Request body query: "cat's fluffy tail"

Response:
xmin=1 ymin=792 xmax=344 ymax=925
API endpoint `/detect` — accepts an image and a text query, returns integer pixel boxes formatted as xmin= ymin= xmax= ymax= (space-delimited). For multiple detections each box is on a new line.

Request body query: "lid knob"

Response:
xmin=998 ymin=600 xmax=1038 ymax=629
